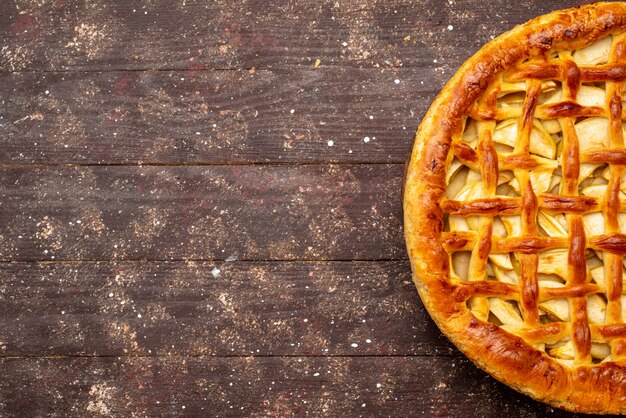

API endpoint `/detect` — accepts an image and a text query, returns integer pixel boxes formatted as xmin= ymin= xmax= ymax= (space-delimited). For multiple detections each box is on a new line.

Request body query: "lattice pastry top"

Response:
xmin=404 ymin=3 xmax=626 ymax=414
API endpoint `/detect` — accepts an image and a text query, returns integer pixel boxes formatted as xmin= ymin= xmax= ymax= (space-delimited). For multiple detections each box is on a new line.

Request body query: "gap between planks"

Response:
xmin=0 ymin=67 xmax=248 ymax=75
xmin=0 ymin=353 xmax=460 ymax=360
xmin=0 ymin=161 xmax=407 ymax=168
xmin=0 ymin=258 xmax=408 ymax=264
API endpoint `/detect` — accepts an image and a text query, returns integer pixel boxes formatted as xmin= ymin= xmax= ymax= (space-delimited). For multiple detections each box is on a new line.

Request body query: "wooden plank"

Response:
xmin=0 ymin=164 xmax=403 ymax=261
xmin=0 ymin=0 xmax=593 ymax=72
xmin=0 ymin=260 xmax=455 ymax=357
xmin=0 ymin=356 xmax=582 ymax=417
xmin=1 ymin=68 xmax=430 ymax=165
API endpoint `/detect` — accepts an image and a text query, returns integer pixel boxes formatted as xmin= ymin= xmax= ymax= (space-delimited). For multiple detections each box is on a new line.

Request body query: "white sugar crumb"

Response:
xmin=137 ymin=313 xmax=142 ymax=318
xmin=313 ymin=372 xmax=320 ymax=377
xmin=348 ymin=149 xmax=352 ymax=153
xmin=195 ymin=131 xmax=201 ymax=135
xmin=433 ymin=59 xmax=438 ymax=63
xmin=363 ymin=136 xmax=370 ymax=143
xmin=376 ymin=383 xmax=382 ymax=388
xmin=303 ymin=318 xmax=308 ymax=323
xmin=361 ymin=403 xmax=366 ymax=407
xmin=342 ymin=41 xmax=348 ymax=47
xmin=369 ymin=115 xmax=373 ymax=119
xmin=290 ymin=109 xmax=295 ymax=114
xmin=108 ymin=292 xmax=113 ymax=298
xmin=45 ymin=90 xmax=50 ymax=95
xmin=351 ymin=343 xmax=359 ymax=348
xmin=447 ymin=25 xmax=453 ymax=31
xmin=366 ymin=338 xmax=372 ymax=343
xmin=327 ymin=140 xmax=334 ymax=146
xmin=394 ymin=79 xmax=400 ymax=84
xmin=211 ymin=267 xmax=221 ymax=278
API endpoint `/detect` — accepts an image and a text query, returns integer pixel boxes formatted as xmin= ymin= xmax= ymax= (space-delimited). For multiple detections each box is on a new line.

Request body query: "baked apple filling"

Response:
xmin=443 ymin=34 xmax=626 ymax=367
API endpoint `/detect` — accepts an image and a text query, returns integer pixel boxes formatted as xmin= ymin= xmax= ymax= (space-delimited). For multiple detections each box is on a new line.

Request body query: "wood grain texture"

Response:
xmin=0 ymin=356 xmax=586 ymax=418
xmin=0 ymin=68 xmax=431 ymax=164
xmin=0 ymin=260 xmax=456 ymax=357
xmin=0 ymin=0 xmax=603 ymax=416
xmin=0 ymin=165 xmax=403 ymax=261
xmin=0 ymin=0 xmax=593 ymax=72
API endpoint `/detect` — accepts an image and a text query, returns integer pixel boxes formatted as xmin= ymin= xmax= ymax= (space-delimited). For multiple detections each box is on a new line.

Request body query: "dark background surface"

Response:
xmin=0 ymin=0 xmax=607 ymax=416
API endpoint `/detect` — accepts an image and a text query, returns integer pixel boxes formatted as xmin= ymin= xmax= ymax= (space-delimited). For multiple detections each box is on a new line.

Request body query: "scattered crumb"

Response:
xmin=65 ymin=23 xmax=109 ymax=59
xmin=86 ymin=384 xmax=115 ymax=416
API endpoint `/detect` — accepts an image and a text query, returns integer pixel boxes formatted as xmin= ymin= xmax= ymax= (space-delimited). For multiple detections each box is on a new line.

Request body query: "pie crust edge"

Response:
xmin=403 ymin=2 xmax=626 ymax=414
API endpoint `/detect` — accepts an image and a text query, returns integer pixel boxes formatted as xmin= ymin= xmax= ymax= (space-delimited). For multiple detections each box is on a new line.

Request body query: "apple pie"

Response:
xmin=404 ymin=2 xmax=626 ymax=414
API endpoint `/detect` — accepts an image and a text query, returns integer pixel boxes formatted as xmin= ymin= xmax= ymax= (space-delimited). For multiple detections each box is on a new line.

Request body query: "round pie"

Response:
xmin=404 ymin=2 xmax=626 ymax=414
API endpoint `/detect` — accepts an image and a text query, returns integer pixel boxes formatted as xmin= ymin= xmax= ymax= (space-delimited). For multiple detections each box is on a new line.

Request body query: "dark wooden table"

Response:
xmin=0 ymin=1 xmax=606 ymax=416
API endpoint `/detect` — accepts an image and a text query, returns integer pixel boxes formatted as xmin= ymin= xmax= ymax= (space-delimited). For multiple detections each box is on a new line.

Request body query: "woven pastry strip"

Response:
xmin=443 ymin=33 xmax=626 ymax=366
xmin=605 ymin=33 xmax=626 ymax=360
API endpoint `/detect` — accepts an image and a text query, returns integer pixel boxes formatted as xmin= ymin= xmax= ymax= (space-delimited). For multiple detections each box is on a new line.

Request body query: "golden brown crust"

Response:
xmin=403 ymin=2 xmax=626 ymax=414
